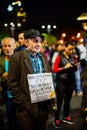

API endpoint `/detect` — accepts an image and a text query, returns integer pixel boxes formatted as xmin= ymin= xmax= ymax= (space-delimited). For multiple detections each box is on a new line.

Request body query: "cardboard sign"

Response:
xmin=27 ymin=73 xmax=55 ymax=103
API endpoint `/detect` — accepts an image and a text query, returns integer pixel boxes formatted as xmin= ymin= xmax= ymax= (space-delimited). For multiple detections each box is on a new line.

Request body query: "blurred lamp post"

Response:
xmin=10 ymin=22 xmax=15 ymax=37
xmin=41 ymin=24 xmax=57 ymax=34
xmin=4 ymin=22 xmax=22 ymax=37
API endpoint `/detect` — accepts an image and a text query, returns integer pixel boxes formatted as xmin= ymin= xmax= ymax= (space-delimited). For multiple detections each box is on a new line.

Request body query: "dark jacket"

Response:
xmin=8 ymin=49 xmax=53 ymax=118
xmin=0 ymin=55 xmax=8 ymax=101
xmin=14 ymin=46 xmax=26 ymax=52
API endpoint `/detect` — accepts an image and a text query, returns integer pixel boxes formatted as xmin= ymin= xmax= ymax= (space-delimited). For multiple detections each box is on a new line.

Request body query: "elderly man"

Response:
xmin=0 ymin=37 xmax=18 ymax=130
xmin=8 ymin=29 xmax=54 ymax=130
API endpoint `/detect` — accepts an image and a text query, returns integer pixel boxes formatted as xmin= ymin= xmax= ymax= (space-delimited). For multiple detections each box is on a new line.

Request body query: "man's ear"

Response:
xmin=25 ymin=39 xmax=29 ymax=47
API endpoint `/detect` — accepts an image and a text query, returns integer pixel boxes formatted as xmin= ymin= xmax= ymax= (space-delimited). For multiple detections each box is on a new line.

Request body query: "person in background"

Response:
xmin=51 ymin=42 xmax=65 ymax=70
xmin=14 ymin=32 xmax=26 ymax=52
xmin=51 ymin=42 xmax=65 ymax=89
xmin=80 ymin=64 xmax=87 ymax=130
xmin=51 ymin=42 xmax=65 ymax=110
xmin=52 ymin=41 xmax=79 ymax=128
xmin=8 ymin=29 xmax=54 ymax=130
xmin=77 ymin=41 xmax=86 ymax=70
xmin=0 ymin=68 xmax=4 ymax=130
xmin=0 ymin=37 xmax=18 ymax=130
xmin=0 ymin=43 xmax=4 ymax=57
xmin=73 ymin=41 xmax=82 ymax=96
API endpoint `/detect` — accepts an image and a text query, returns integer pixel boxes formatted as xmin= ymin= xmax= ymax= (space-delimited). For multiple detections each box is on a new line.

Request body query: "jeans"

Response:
xmin=75 ymin=65 xmax=82 ymax=93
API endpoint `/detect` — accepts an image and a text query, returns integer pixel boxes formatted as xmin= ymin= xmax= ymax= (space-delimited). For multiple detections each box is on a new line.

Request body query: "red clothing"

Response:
xmin=52 ymin=55 xmax=63 ymax=73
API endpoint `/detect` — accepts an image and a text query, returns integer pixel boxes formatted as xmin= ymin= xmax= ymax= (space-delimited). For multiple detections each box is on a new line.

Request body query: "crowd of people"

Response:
xmin=0 ymin=28 xmax=87 ymax=130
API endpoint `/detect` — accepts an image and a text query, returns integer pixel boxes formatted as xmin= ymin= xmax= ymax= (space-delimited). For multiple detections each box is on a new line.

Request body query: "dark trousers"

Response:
xmin=16 ymin=108 xmax=49 ymax=130
xmin=55 ymin=76 xmax=75 ymax=120
xmin=6 ymin=98 xmax=18 ymax=130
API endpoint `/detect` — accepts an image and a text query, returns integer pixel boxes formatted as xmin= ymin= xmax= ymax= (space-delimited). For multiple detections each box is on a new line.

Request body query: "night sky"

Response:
xmin=24 ymin=0 xmax=87 ymax=24
xmin=0 ymin=0 xmax=87 ymax=27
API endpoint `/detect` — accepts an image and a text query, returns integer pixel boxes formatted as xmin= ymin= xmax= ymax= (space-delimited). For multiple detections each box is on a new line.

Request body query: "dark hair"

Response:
xmin=65 ymin=40 xmax=75 ymax=47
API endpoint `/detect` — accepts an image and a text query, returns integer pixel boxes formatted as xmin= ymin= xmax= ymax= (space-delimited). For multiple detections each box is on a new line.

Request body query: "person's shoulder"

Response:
xmin=11 ymin=50 xmax=24 ymax=59
xmin=14 ymin=46 xmax=20 ymax=52
xmin=52 ymin=51 xmax=59 ymax=57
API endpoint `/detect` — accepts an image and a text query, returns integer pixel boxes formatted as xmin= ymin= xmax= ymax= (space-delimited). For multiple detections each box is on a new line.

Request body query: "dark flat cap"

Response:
xmin=24 ymin=29 xmax=44 ymax=39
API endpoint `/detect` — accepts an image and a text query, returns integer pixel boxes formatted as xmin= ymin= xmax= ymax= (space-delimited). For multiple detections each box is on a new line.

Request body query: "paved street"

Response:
xmin=47 ymin=95 xmax=83 ymax=130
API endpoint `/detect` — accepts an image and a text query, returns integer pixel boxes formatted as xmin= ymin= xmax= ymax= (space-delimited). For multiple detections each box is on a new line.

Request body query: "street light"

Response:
xmin=61 ymin=33 xmax=66 ymax=40
xmin=10 ymin=22 xmax=15 ymax=37
xmin=4 ymin=22 xmax=22 ymax=37
xmin=41 ymin=24 xmax=57 ymax=34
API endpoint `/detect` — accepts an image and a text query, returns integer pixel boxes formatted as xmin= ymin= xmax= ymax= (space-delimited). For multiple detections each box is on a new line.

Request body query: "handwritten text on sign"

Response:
xmin=27 ymin=73 xmax=55 ymax=103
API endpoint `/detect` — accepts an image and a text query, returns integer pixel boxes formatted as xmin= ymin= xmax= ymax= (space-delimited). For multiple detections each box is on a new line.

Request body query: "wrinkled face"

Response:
xmin=18 ymin=33 xmax=25 ymax=46
xmin=26 ymin=36 xmax=42 ymax=54
xmin=2 ymin=39 xmax=15 ymax=56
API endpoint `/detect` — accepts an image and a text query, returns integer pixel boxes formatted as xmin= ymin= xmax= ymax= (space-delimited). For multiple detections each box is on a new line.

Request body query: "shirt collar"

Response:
xmin=29 ymin=51 xmax=42 ymax=58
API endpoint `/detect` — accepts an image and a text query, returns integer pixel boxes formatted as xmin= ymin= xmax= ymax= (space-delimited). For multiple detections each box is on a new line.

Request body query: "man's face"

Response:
xmin=18 ymin=33 xmax=25 ymax=46
xmin=2 ymin=39 xmax=15 ymax=56
xmin=26 ymin=36 xmax=42 ymax=54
